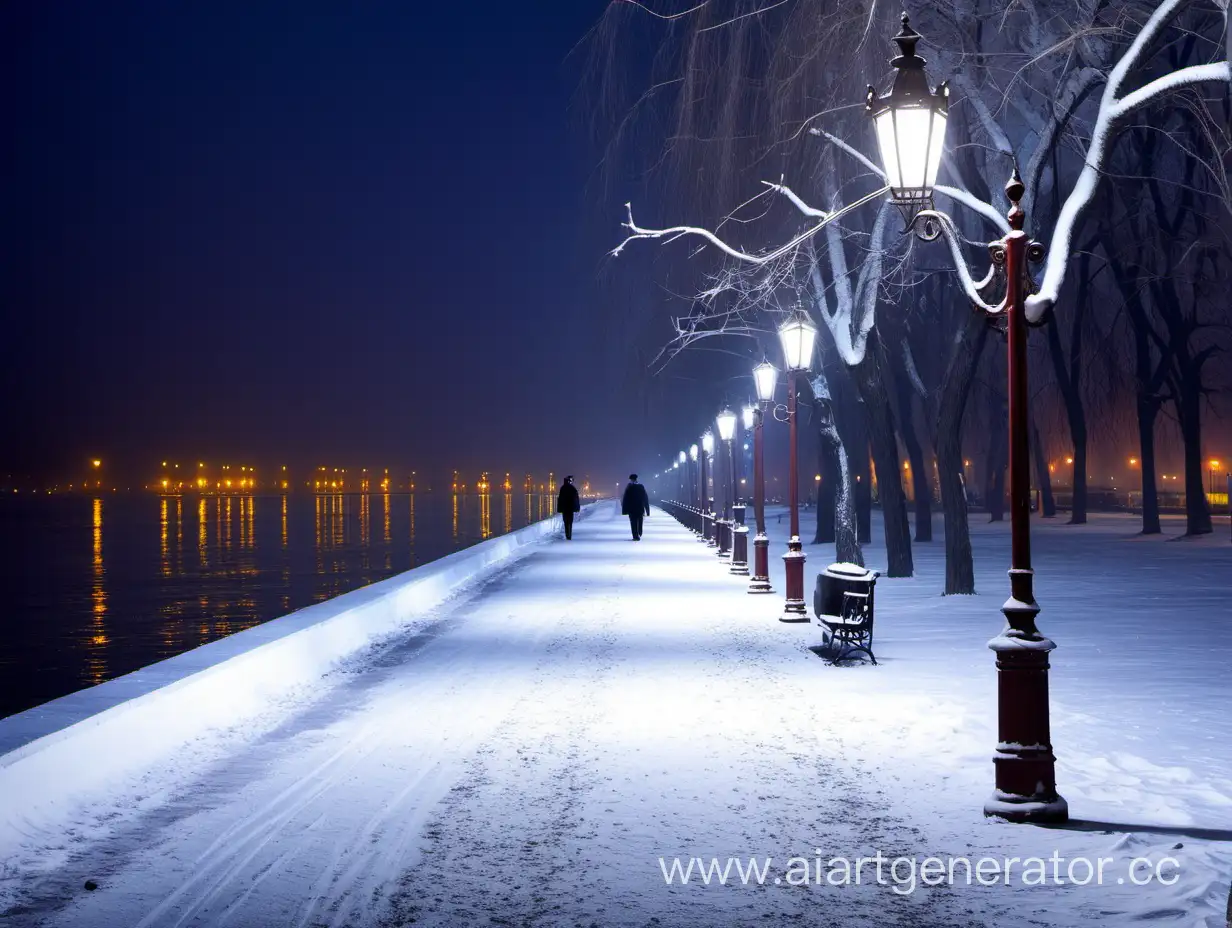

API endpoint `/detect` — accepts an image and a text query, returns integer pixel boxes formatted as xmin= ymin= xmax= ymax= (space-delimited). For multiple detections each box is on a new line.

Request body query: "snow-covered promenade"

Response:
xmin=2 ymin=501 xmax=1230 ymax=927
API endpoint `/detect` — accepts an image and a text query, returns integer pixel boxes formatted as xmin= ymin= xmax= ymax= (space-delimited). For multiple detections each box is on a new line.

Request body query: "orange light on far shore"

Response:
xmin=1129 ymin=458 xmax=1138 ymax=466
xmin=1065 ymin=457 xmax=1074 ymax=465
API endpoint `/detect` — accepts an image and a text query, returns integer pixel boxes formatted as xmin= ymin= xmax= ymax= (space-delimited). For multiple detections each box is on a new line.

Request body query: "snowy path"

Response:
xmin=3 ymin=502 xmax=1230 ymax=926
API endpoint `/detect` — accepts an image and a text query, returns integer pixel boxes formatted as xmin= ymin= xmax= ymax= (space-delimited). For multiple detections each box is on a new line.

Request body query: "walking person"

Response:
xmin=557 ymin=475 xmax=580 ymax=540
xmin=621 ymin=473 xmax=650 ymax=541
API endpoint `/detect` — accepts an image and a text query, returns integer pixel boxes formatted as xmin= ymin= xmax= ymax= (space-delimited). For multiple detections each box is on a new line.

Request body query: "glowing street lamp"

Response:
xmin=866 ymin=17 xmax=1063 ymax=823
xmin=777 ymin=315 xmax=817 ymax=375
xmin=689 ymin=443 xmax=700 ymax=512
xmin=701 ymin=430 xmax=716 ymax=547
xmin=753 ymin=359 xmax=777 ymax=406
xmin=748 ymin=361 xmax=776 ymax=593
xmin=776 ymin=314 xmax=816 ymax=620
xmin=866 ymin=13 xmax=949 ymax=225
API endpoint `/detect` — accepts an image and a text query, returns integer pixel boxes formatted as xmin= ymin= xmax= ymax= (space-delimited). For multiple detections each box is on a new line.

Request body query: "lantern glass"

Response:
xmin=752 ymin=360 xmax=777 ymax=403
xmin=673 ymin=461 xmax=679 ymax=469
xmin=702 ymin=431 xmax=714 ymax=454
xmin=716 ymin=408 xmax=737 ymax=442
xmin=689 ymin=443 xmax=698 ymax=462
xmin=679 ymin=450 xmax=687 ymax=464
xmin=741 ymin=405 xmax=755 ymax=430
xmin=777 ymin=316 xmax=817 ymax=372
xmin=874 ymin=107 xmax=946 ymax=202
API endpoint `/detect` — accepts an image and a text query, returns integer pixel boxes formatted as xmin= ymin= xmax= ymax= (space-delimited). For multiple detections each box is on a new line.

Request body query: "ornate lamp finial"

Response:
xmin=1006 ymin=167 xmax=1025 ymax=230
xmin=893 ymin=13 xmax=923 ymax=65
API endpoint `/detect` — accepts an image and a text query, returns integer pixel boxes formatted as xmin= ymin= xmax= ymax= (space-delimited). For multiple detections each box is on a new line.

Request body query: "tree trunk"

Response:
xmin=934 ymin=312 xmax=987 ymax=595
xmin=839 ymin=398 xmax=873 ymax=544
xmin=988 ymin=432 xmax=1007 ymax=522
xmin=815 ymin=394 xmax=861 ymax=565
xmin=813 ymin=404 xmax=837 ymax=545
xmin=1136 ymin=394 xmax=1162 ymax=535
xmin=982 ymin=389 xmax=1007 ymax=523
xmin=855 ymin=459 xmax=872 ymax=543
xmin=1029 ymin=412 xmax=1056 ymax=517
xmin=894 ymin=366 xmax=933 ymax=541
xmin=852 ymin=331 xmax=913 ymax=577
xmin=1178 ymin=372 xmax=1213 ymax=535
xmin=1045 ymin=261 xmax=1090 ymax=525
xmin=1069 ymin=430 xmax=1088 ymax=525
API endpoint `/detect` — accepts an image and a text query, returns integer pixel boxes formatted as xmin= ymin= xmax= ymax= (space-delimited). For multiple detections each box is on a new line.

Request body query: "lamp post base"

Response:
xmin=717 ymin=519 xmax=732 ymax=558
xmin=983 ymin=791 xmax=1069 ymax=824
xmin=780 ymin=538 xmax=808 ymax=622
xmin=985 ymin=607 xmax=1066 ymax=823
xmin=749 ymin=533 xmax=773 ymax=593
xmin=730 ymin=524 xmax=749 ymax=575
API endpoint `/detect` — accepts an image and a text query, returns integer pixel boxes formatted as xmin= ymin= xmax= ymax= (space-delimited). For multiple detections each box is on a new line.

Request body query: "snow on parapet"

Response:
xmin=0 ymin=504 xmax=600 ymax=881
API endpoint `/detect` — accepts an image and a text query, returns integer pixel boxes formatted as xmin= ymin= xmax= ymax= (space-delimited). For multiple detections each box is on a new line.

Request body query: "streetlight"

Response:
xmin=716 ymin=407 xmax=738 ymax=562
xmin=1209 ymin=459 xmax=1221 ymax=498
xmin=749 ymin=360 xmax=776 ymax=594
xmin=777 ymin=313 xmax=817 ymax=621
xmin=679 ymin=450 xmax=688 ymax=501
xmin=701 ymin=430 xmax=716 ymax=546
xmin=866 ymin=14 xmax=949 ymax=227
xmin=868 ymin=15 xmax=1064 ymax=822
xmin=689 ymin=443 xmax=699 ymax=512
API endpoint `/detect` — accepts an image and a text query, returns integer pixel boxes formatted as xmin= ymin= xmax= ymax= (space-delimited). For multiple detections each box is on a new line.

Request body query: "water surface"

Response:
xmin=0 ymin=492 xmax=559 ymax=718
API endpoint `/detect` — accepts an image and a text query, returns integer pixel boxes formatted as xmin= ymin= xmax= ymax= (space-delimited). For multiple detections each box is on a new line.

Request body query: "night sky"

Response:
xmin=2 ymin=2 xmax=646 ymax=487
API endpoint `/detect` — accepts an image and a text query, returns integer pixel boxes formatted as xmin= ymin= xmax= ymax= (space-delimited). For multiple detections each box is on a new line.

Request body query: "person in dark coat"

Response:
xmin=557 ymin=475 xmax=581 ymax=540
xmin=620 ymin=473 xmax=650 ymax=540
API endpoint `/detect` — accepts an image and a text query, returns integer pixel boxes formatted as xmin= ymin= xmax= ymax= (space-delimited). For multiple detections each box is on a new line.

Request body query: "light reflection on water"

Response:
xmin=0 ymin=491 xmax=557 ymax=719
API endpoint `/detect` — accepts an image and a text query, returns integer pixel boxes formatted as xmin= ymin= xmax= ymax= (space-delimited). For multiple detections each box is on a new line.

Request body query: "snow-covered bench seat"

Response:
xmin=812 ymin=562 xmax=879 ymax=665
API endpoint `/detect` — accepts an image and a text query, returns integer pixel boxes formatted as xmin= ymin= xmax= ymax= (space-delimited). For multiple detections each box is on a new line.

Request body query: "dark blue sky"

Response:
xmin=2 ymin=1 xmax=648 ymax=486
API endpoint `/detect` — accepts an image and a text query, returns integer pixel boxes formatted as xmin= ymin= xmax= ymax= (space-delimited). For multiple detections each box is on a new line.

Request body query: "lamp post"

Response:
xmin=729 ymin=405 xmax=754 ymax=575
xmin=716 ymin=407 xmax=737 ymax=562
xmin=689 ymin=443 xmax=699 ymax=510
xmin=702 ymin=430 xmax=716 ymax=546
xmin=749 ymin=360 xmax=776 ymax=593
xmin=867 ymin=14 xmax=1065 ymax=822
xmin=777 ymin=314 xmax=817 ymax=621
xmin=679 ymin=450 xmax=688 ymax=501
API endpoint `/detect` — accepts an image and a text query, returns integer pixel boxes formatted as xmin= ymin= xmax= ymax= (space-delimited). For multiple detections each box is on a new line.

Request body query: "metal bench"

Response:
xmin=813 ymin=563 xmax=879 ymax=665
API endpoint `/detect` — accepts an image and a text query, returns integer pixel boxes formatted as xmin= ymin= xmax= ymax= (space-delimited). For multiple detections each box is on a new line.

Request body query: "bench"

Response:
xmin=813 ymin=562 xmax=879 ymax=665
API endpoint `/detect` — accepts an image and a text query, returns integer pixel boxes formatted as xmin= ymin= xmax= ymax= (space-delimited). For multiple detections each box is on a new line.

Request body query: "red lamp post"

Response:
xmin=716 ymin=408 xmax=737 ymax=560
xmin=777 ymin=314 xmax=817 ymax=622
xmin=868 ymin=14 xmax=1065 ymax=822
xmin=730 ymin=405 xmax=754 ymax=575
xmin=701 ymin=430 xmax=716 ymax=547
xmin=689 ymin=443 xmax=701 ymax=530
xmin=749 ymin=360 xmax=776 ymax=594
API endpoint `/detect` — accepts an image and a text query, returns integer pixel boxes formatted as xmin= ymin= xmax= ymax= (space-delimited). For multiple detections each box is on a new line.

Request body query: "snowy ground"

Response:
xmin=1 ymin=501 xmax=1229 ymax=927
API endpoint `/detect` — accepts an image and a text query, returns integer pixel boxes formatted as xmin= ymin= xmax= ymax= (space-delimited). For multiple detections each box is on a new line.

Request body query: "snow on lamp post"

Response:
xmin=868 ymin=18 xmax=1064 ymax=823
xmin=777 ymin=314 xmax=816 ymax=621
xmin=701 ymin=430 xmax=716 ymax=547
xmin=749 ymin=360 xmax=776 ymax=593
xmin=716 ymin=406 xmax=738 ymax=564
